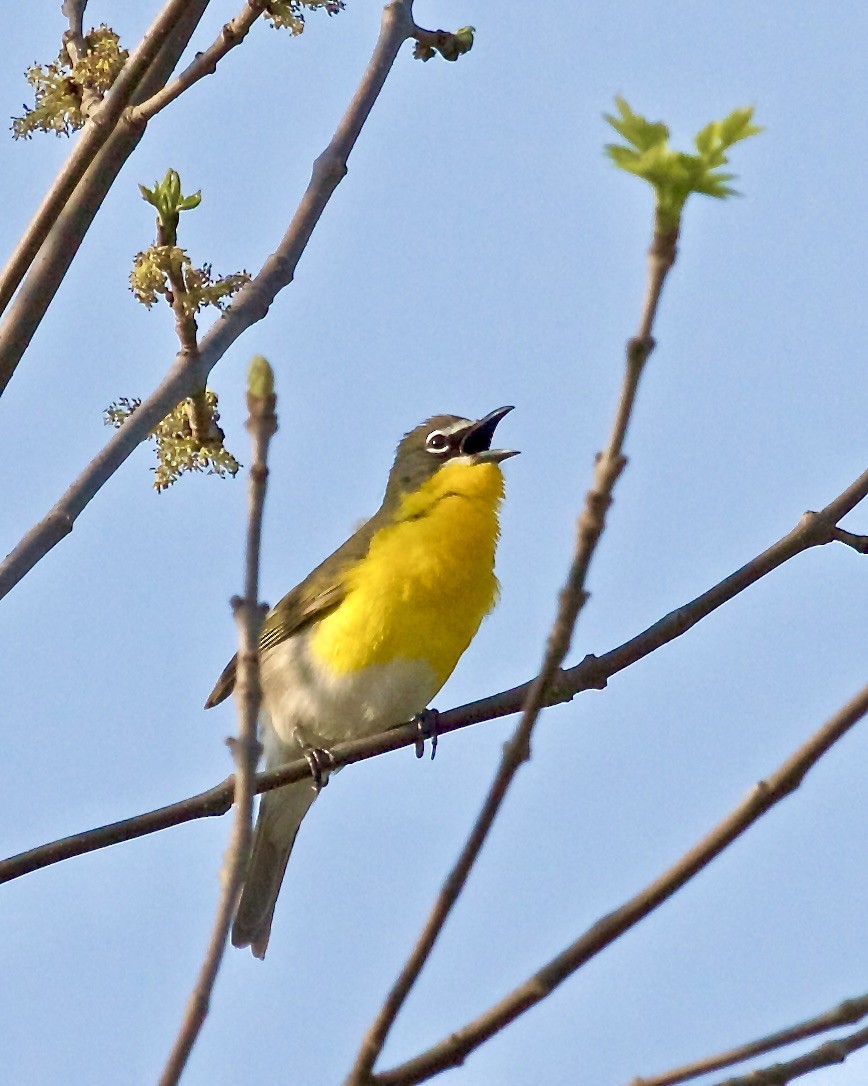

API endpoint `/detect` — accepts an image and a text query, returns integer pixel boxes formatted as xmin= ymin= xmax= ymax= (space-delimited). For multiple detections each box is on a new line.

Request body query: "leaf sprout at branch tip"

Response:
xmin=414 ymin=26 xmax=475 ymax=63
xmin=247 ymin=355 xmax=275 ymax=400
xmin=118 ymin=169 xmax=247 ymax=490
xmin=131 ymin=170 xmax=249 ymax=313
xmin=604 ymin=97 xmax=762 ymax=231
xmin=138 ymin=169 xmax=201 ymax=247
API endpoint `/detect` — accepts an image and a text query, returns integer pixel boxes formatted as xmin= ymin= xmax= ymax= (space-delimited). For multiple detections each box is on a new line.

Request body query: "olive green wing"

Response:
xmin=203 ymin=510 xmax=387 ymax=711
xmin=203 ymin=581 xmax=345 ymax=709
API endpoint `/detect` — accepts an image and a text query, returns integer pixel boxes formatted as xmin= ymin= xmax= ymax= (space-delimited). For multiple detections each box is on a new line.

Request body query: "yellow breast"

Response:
xmin=309 ymin=459 xmax=505 ymax=683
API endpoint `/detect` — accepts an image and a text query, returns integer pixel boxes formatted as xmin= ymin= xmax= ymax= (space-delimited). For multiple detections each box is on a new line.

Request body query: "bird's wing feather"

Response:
xmin=258 ymin=582 xmax=345 ymax=654
xmin=202 ymin=508 xmax=390 ymax=711
xmin=203 ymin=579 xmax=346 ymax=709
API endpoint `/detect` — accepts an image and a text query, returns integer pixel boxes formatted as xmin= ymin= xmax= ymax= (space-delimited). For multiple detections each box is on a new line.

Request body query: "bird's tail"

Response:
xmin=232 ymin=780 xmax=317 ymax=958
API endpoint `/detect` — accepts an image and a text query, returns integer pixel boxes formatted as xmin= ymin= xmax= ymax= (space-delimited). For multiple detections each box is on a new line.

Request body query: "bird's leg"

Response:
xmin=303 ymin=747 xmax=335 ymax=792
xmin=412 ymin=708 xmax=440 ymax=761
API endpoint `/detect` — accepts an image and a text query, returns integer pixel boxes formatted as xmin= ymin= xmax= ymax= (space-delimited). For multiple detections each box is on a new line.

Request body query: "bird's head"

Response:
xmin=383 ymin=406 xmax=519 ymax=507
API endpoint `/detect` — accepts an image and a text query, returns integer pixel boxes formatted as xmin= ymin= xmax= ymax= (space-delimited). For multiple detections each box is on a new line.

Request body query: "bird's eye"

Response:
xmin=425 ymin=430 xmax=450 ymax=456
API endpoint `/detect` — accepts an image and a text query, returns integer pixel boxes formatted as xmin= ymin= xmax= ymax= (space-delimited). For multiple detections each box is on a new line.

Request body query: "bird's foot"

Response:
xmin=304 ymin=747 xmax=335 ymax=792
xmin=413 ymin=708 xmax=440 ymax=761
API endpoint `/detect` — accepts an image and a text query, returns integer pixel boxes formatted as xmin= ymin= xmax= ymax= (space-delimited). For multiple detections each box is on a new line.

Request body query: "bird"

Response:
xmin=204 ymin=406 xmax=518 ymax=958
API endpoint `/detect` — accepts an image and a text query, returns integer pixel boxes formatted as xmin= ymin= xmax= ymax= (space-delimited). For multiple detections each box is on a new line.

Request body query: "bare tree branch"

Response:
xmin=345 ymin=201 xmax=677 ymax=1086
xmin=158 ymin=358 xmax=275 ymax=1085
xmin=61 ymin=0 xmax=87 ymax=40
xmin=710 ymin=1021 xmax=868 ymax=1086
xmin=0 ymin=719 xmax=422 ymax=885
xmin=131 ymin=1 xmax=268 ymax=124
xmin=0 ymin=0 xmax=415 ymax=601
xmin=830 ymin=526 xmax=868 ymax=554
xmin=0 ymin=0 xmax=208 ymax=332
xmin=1 ymin=472 xmax=865 ymax=887
xmin=373 ymin=683 xmax=868 ymax=1086
xmin=630 ymin=991 xmax=868 ymax=1086
xmin=62 ymin=27 xmax=103 ymax=120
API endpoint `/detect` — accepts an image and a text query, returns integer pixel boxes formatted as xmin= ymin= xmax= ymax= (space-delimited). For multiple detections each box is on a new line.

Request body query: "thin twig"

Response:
xmin=0 ymin=1 xmax=209 ymax=393
xmin=62 ymin=28 xmax=103 ymax=119
xmin=631 ymin=991 xmax=868 ymax=1086
xmin=0 ymin=0 xmax=415 ymax=600
xmin=158 ymin=360 xmax=275 ymax=1085
xmin=711 ymin=1021 xmax=868 ymax=1086
xmin=830 ymin=526 xmax=868 ymax=554
xmin=0 ymin=0 xmax=206 ymax=330
xmin=164 ymin=245 xmax=200 ymax=355
xmin=374 ymin=684 xmax=868 ymax=1086
xmin=61 ymin=0 xmax=87 ymax=40
xmin=160 ymin=245 xmax=218 ymax=449
xmin=1 ymin=470 xmax=865 ymax=886
xmin=132 ymin=1 xmax=268 ymax=123
xmin=345 ymin=184 xmax=679 ymax=1086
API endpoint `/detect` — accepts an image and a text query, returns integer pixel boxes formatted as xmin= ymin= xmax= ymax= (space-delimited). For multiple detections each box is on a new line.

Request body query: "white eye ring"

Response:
xmin=425 ymin=430 xmax=450 ymax=456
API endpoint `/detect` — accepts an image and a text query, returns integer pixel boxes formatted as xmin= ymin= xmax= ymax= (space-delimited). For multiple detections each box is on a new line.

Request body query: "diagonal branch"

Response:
xmin=158 ymin=359 xmax=276 ymax=1086
xmin=0 ymin=0 xmax=415 ymax=601
xmin=130 ymin=1 xmax=268 ymax=124
xmin=0 ymin=478 xmax=865 ymax=886
xmin=709 ymin=1021 xmax=868 ymax=1086
xmin=630 ymin=990 xmax=868 ymax=1086
xmin=61 ymin=0 xmax=87 ymax=40
xmin=373 ymin=683 xmax=868 ymax=1086
xmin=830 ymin=526 xmax=868 ymax=554
xmin=0 ymin=0 xmax=208 ymax=331
xmin=344 ymin=187 xmax=676 ymax=1086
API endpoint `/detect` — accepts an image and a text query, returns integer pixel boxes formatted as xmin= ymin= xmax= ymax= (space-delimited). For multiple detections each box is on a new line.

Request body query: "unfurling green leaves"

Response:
xmin=604 ymin=97 xmax=761 ymax=231
xmin=131 ymin=171 xmax=249 ymax=314
xmin=125 ymin=170 xmax=245 ymax=489
xmin=263 ymin=0 xmax=345 ymax=33
xmin=12 ymin=25 xmax=127 ymax=138
xmin=138 ymin=170 xmax=201 ymax=247
xmin=104 ymin=391 xmax=241 ymax=492
xmin=414 ymin=26 xmax=475 ymax=63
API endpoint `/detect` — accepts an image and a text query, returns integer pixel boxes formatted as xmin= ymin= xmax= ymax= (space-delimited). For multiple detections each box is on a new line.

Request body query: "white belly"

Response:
xmin=258 ymin=628 xmax=440 ymax=762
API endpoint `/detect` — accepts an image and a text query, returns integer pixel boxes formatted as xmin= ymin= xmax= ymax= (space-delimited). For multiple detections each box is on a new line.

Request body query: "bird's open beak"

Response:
xmin=459 ymin=405 xmax=519 ymax=463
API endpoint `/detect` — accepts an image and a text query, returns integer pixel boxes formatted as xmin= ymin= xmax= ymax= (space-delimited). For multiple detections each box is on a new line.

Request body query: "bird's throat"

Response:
xmin=308 ymin=461 xmax=505 ymax=684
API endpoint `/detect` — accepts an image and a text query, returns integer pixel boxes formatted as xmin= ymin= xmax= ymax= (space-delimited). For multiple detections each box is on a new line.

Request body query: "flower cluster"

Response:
xmin=131 ymin=171 xmax=250 ymax=315
xmin=105 ymin=392 xmax=241 ymax=492
xmin=12 ymin=26 xmax=127 ymax=138
xmin=263 ymin=0 xmax=345 ymax=34
xmin=129 ymin=246 xmax=249 ymax=315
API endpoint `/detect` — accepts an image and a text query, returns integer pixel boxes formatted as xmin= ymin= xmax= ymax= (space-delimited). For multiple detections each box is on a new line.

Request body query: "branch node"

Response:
xmin=576 ymin=654 xmax=608 ymax=690
xmin=649 ymin=223 xmax=679 ymax=267
xmin=627 ymin=335 xmax=655 ymax=367
xmin=796 ymin=508 xmax=824 ymax=540
xmin=312 ymin=149 xmax=348 ymax=188
xmin=503 ymin=733 xmax=531 ymax=765
xmin=226 ymin=734 xmax=263 ymax=764
xmin=123 ymin=104 xmax=148 ymax=136
xmin=548 ymin=667 xmax=577 ymax=702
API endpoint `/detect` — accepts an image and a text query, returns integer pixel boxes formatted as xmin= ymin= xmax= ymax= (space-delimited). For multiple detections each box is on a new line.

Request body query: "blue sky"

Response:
xmin=2 ymin=3 xmax=867 ymax=1085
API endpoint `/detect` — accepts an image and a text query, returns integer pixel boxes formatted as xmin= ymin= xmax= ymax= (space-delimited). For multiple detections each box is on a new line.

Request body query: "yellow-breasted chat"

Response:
xmin=205 ymin=406 xmax=518 ymax=957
